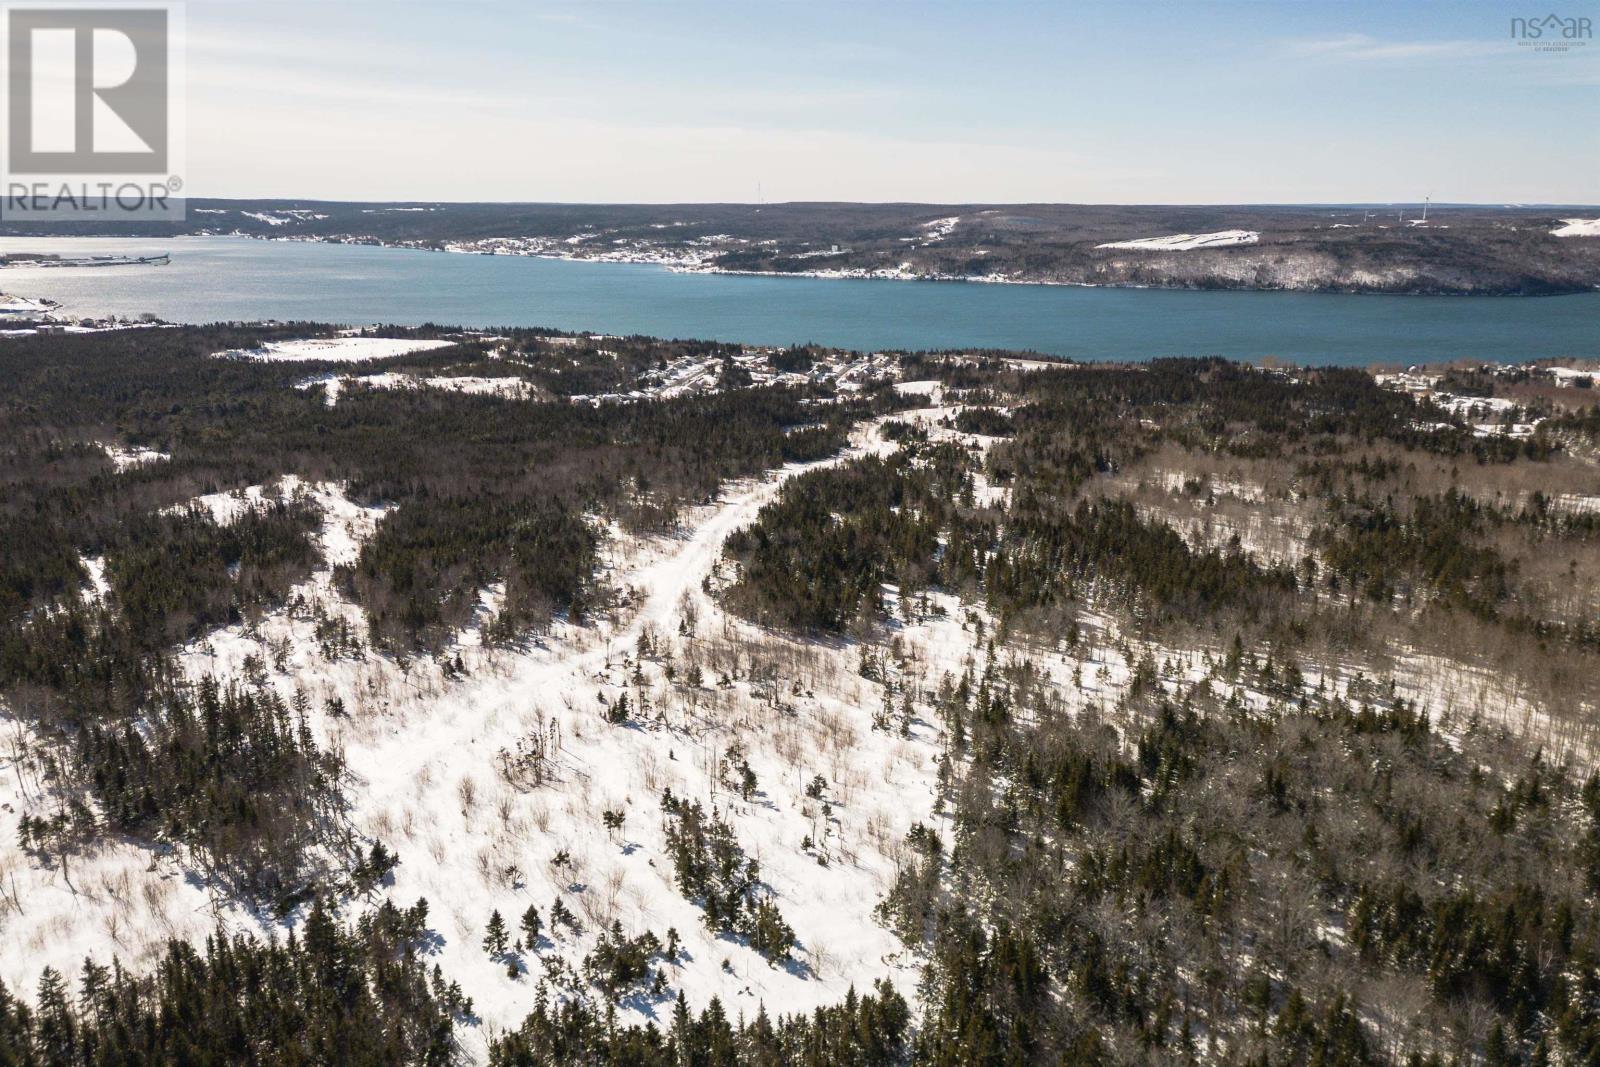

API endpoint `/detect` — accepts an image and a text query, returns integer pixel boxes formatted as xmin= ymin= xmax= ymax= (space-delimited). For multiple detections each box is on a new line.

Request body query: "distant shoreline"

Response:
xmin=7 ymin=197 xmax=1599 ymax=296
xmin=210 ymin=231 xmax=1598 ymax=298
xmin=0 ymin=234 xmax=1593 ymax=367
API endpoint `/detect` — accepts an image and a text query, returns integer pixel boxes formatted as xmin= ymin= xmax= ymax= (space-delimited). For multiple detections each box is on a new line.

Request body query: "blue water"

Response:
xmin=2 ymin=236 xmax=1596 ymax=365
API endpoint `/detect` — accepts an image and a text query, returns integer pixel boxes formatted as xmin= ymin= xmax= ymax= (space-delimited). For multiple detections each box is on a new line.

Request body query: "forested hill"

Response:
xmin=4 ymin=199 xmax=1598 ymax=294
xmin=4 ymin=326 xmax=1600 ymax=1064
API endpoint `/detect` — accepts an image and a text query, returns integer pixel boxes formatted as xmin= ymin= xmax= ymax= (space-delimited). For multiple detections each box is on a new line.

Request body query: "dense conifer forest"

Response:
xmin=0 ymin=898 xmax=458 ymax=1065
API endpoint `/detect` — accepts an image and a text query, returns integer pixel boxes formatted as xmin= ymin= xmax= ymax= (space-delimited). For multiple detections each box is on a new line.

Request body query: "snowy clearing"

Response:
xmin=240 ymin=210 xmax=329 ymax=226
xmin=297 ymin=372 xmax=537 ymax=406
xmin=169 ymin=481 xmax=284 ymax=524
xmin=1096 ymin=229 xmax=1260 ymax=251
xmin=1432 ymin=394 xmax=1518 ymax=418
xmin=99 ymin=443 xmax=170 ymax=471
xmin=1546 ymin=365 xmax=1598 ymax=385
xmin=4 ymin=415 xmax=943 ymax=1062
xmin=8 ymin=352 xmax=1600 ymax=1063
xmin=1551 ymin=218 xmax=1600 ymax=237
xmin=218 ymin=337 xmax=459 ymax=363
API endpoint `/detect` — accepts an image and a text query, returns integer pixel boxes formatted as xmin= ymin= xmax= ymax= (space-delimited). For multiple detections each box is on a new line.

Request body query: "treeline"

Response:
xmin=1318 ymin=489 xmax=1512 ymax=615
xmin=1 ymin=497 xmax=341 ymax=899
xmin=723 ymin=446 xmax=979 ymax=632
xmin=489 ymin=981 xmax=908 ymax=1067
xmin=0 ymin=898 xmax=459 ymax=1066
xmin=10 ymin=661 xmax=348 ymax=901
xmin=326 ymin=387 xmax=864 ymax=653
xmin=917 ymin=355 xmax=1555 ymax=470
xmin=926 ymin=356 xmax=1587 ymax=649
xmin=508 ymin=333 xmax=741 ymax=398
xmin=109 ymin=500 xmax=323 ymax=648
xmin=340 ymin=496 xmax=596 ymax=650
xmin=724 ymin=439 xmax=1290 ymax=636
xmin=991 ymin=497 xmax=1296 ymax=622
xmin=323 ymin=383 xmax=867 ymax=648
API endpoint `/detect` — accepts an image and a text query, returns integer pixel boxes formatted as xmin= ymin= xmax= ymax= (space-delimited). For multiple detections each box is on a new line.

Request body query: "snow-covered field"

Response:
xmin=304 ymin=429 xmax=943 ymax=1044
xmin=218 ymin=336 xmax=459 ymax=363
xmin=165 ymin=474 xmax=323 ymax=525
xmin=0 ymin=378 xmax=1093 ymax=1058
xmin=1551 ymin=218 xmax=1600 ymax=237
xmin=1096 ymin=230 xmax=1261 ymax=251
xmin=571 ymin=350 xmax=899 ymax=405
xmin=0 ymin=755 xmax=221 ymax=995
xmin=0 ymin=409 xmax=943 ymax=1061
xmin=100 ymin=442 xmax=170 ymax=471
xmin=1432 ymin=393 xmax=1517 ymax=418
xmin=297 ymin=371 xmax=537 ymax=406
xmin=1546 ymin=365 xmax=1598 ymax=384
xmin=240 ymin=209 xmax=329 ymax=226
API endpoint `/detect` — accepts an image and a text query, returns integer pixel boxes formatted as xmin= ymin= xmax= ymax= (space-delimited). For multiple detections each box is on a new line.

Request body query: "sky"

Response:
xmin=182 ymin=0 xmax=1600 ymax=204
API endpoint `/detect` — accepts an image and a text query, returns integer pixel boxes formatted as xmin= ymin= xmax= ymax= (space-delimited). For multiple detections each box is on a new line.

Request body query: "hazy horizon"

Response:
xmin=178 ymin=0 xmax=1598 ymax=205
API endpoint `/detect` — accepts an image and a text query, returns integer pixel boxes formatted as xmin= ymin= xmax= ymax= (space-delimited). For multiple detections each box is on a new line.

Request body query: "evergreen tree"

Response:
xmin=520 ymin=905 xmax=542 ymax=947
xmin=484 ymin=911 xmax=509 ymax=957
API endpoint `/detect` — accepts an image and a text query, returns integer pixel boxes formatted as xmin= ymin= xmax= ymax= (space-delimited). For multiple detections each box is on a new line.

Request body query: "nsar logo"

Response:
xmin=1510 ymin=12 xmax=1592 ymax=51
